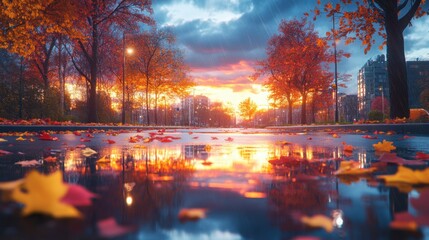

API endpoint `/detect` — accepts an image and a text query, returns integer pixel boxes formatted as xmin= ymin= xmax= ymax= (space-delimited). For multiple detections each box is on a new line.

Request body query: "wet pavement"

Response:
xmin=0 ymin=128 xmax=429 ymax=240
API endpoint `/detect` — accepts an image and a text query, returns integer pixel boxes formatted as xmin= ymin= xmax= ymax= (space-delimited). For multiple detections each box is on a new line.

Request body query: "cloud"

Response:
xmin=152 ymin=0 xmax=429 ymax=101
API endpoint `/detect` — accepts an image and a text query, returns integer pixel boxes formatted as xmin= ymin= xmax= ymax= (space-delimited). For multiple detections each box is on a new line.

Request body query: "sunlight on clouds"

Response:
xmin=160 ymin=0 xmax=253 ymax=26
xmin=164 ymin=229 xmax=243 ymax=240
xmin=193 ymin=85 xmax=269 ymax=111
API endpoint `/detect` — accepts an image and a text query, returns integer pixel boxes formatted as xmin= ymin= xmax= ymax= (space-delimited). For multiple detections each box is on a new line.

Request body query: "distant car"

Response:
xmin=410 ymin=108 xmax=429 ymax=121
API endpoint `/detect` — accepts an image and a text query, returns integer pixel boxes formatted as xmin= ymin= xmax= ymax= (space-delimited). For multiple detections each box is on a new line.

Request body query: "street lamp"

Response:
xmin=379 ymin=86 xmax=384 ymax=119
xmin=121 ymin=32 xmax=134 ymax=125
xmin=333 ymin=12 xmax=339 ymax=123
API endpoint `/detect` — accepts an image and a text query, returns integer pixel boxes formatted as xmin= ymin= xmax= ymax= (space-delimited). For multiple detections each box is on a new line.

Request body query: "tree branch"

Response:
xmin=399 ymin=0 xmax=422 ymax=31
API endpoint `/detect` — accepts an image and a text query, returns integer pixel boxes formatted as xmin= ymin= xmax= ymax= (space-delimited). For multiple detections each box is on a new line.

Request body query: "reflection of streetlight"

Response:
xmin=122 ymin=32 xmax=134 ymax=125
xmin=379 ymin=86 xmax=384 ymax=119
xmin=161 ymin=96 xmax=167 ymax=126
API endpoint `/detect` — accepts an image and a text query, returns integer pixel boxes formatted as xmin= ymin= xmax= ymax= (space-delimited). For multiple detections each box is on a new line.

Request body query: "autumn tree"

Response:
xmin=127 ymin=28 xmax=190 ymax=125
xmin=0 ymin=0 xmax=82 ymax=56
xmin=239 ymin=98 xmax=258 ymax=123
xmin=68 ymin=0 xmax=152 ymax=123
xmin=315 ymin=0 xmax=428 ymax=119
xmin=255 ymin=18 xmax=335 ymax=124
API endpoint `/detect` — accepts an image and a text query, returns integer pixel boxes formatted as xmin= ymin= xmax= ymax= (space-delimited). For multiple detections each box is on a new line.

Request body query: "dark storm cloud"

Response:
xmin=152 ymin=0 xmax=312 ymax=69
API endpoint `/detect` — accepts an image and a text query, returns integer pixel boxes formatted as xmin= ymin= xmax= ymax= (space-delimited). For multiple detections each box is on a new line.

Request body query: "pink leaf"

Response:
xmin=97 ymin=217 xmax=135 ymax=238
xmin=378 ymin=153 xmax=426 ymax=166
xmin=61 ymin=184 xmax=98 ymax=206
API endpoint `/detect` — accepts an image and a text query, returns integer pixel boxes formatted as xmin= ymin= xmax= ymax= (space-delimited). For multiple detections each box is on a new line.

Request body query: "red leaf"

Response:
xmin=415 ymin=152 xmax=429 ymax=160
xmin=61 ymin=184 xmax=98 ymax=206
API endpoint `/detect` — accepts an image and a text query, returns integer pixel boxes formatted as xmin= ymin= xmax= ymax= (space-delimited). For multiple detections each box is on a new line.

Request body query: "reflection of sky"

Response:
xmin=1 ymin=130 xmax=429 ymax=239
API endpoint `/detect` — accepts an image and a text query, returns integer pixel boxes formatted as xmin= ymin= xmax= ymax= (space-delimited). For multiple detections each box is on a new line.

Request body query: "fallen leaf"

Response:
xmin=378 ymin=166 xmax=429 ymax=184
xmin=15 ymin=160 xmax=41 ymax=167
xmin=106 ymin=139 xmax=115 ymax=144
xmin=16 ymin=137 xmax=26 ymax=141
xmin=44 ymin=156 xmax=57 ymax=163
xmin=362 ymin=135 xmax=377 ymax=139
xmin=378 ymin=153 xmax=426 ymax=166
xmin=38 ymin=133 xmax=58 ymax=141
xmin=0 ymin=138 xmax=7 ymax=142
xmin=61 ymin=184 xmax=97 ymax=206
xmin=390 ymin=212 xmax=418 ymax=231
xmin=82 ymin=147 xmax=97 ymax=157
xmin=334 ymin=161 xmax=377 ymax=175
xmin=97 ymin=217 xmax=134 ymax=238
xmin=243 ymin=192 xmax=266 ymax=198
xmin=0 ymin=149 xmax=13 ymax=156
xmin=11 ymin=171 xmax=80 ymax=218
xmin=96 ymin=156 xmax=110 ymax=163
xmin=0 ymin=179 xmax=24 ymax=190
xmin=300 ymin=214 xmax=334 ymax=232
xmin=178 ymin=208 xmax=207 ymax=222
xmin=373 ymin=140 xmax=396 ymax=152
xmin=415 ymin=152 xmax=429 ymax=160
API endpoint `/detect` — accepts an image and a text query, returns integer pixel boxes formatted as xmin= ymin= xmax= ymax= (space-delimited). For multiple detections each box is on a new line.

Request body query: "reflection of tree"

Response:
xmin=267 ymin=154 xmax=337 ymax=231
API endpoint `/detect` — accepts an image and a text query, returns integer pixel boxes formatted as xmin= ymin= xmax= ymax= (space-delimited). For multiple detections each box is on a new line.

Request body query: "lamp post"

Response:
xmin=379 ymin=86 xmax=384 ymax=119
xmin=333 ymin=12 xmax=339 ymax=123
xmin=121 ymin=32 xmax=133 ymax=125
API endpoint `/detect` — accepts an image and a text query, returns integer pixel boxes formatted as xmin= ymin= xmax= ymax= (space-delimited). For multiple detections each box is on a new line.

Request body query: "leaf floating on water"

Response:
xmin=96 ymin=155 xmax=110 ymax=163
xmin=16 ymin=137 xmax=26 ymax=141
xmin=0 ymin=179 xmax=24 ymax=191
xmin=0 ymin=138 xmax=7 ymax=142
xmin=11 ymin=171 xmax=80 ymax=218
xmin=61 ymin=184 xmax=98 ymax=206
xmin=378 ymin=153 xmax=426 ymax=166
xmin=378 ymin=166 xmax=429 ymax=184
xmin=300 ymin=214 xmax=334 ymax=232
xmin=243 ymin=191 xmax=266 ymax=198
xmin=415 ymin=152 xmax=429 ymax=160
xmin=82 ymin=147 xmax=97 ymax=157
xmin=362 ymin=135 xmax=377 ymax=139
xmin=373 ymin=140 xmax=396 ymax=152
xmin=390 ymin=212 xmax=418 ymax=231
xmin=0 ymin=149 xmax=13 ymax=156
xmin=44 ymin=156 xmax=57 ymax=163
xmin=334 ymin=161 xmax=377 ymax=175
xmin=97 ymin=217 xmax=135 ymax=238
xmin=178 ymin=208 xmax=207 ymax=222
xmin=15 ymin=160 xmax=41 ymax=167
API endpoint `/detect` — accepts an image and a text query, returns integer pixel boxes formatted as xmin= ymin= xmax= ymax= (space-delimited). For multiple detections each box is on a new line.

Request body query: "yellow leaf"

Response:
xmin=178 ymin=208 xmax=207 ymax=222
xmin=0 ymin=138 xmax=7 ymax=142
xmin=301 ymin=214 xmax=334 ymax=232
xmin=378 ymin=166 xmax=429 ymax=184
xmin=0 ymin=179 xmax=24 ymax=191
xmin=16 ymin=137 xmax=26 ymax=141
xmin=373 ymin=140 xmax=396 ymax=152
xmin=82 ymin=147 xmax=97 ymax=157
xmin=334 ymin=161 xmax=377 ymax=175
xmin=11 ymin=171 xmax=80 ymax=218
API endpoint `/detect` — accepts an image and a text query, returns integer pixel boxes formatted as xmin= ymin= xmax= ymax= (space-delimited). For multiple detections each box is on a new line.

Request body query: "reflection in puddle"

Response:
xmin=1 ymin=131 xmax=429 ymax=239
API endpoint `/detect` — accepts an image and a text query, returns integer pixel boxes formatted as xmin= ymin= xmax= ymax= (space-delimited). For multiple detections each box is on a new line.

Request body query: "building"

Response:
xmin=338 ymin=94 xmax=358 ymax=123
xmin=181 ymin=95 xmax=209 ymax=126
xmin=357 ymin=55 xmax=389 ymax=119
xmin=357 ymin=55 xmax=429 ymax=119
xmin=407 ymin=60 xmax=429 ymax=109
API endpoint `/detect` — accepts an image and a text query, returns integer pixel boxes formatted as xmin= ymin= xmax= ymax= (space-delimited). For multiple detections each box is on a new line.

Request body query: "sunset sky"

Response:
xmin=152 ymin=0 xmax=429 ymax=110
